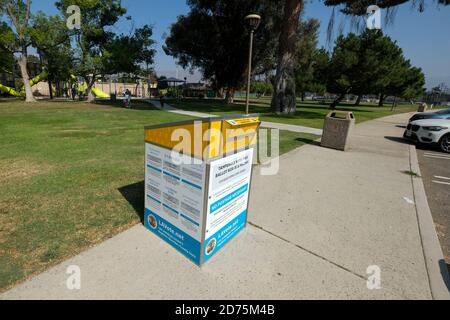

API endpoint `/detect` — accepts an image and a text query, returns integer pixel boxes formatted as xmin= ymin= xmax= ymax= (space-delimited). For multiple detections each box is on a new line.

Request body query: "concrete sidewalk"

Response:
xmin=0 ymin=112 xmax=442 ymax=299
xmin=148 ymin=100 xmax=324 ymax=135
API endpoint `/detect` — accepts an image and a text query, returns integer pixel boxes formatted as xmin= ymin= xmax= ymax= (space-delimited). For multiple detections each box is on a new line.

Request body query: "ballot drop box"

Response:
xmin=144 ymin=116 xmax=260 ymax=266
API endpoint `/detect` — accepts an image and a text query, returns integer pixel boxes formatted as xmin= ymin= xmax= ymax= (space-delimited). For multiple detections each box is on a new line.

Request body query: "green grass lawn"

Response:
xmin=0 ymin=99 xmax=317 ymax=291
xmin=170 ymin=97 xmax=421 ymax=129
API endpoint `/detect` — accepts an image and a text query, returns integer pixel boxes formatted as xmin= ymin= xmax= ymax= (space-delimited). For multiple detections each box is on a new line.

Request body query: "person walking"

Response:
xmin=126 ymin=89 xmax=132 ymax=108
xmin=124 ymin=89 xmax=132 ymax=108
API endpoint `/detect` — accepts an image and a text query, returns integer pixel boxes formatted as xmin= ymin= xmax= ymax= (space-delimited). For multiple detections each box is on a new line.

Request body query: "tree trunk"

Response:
xmin=378 ymin=94 xmax=385 ymax=107
xmin=85 ymin=77 xmax=96 ymax=103
xmin=354 ymin=94 xmax=362 ymax=106
xmin=12 ymin=60 xmax=16 ymax=86
xmin=7 ymin=1 xmax=33 ymax=102
xmin=301 ymin=91 xmax=305 ymax=102
xmin=390 ymin=97 xmax=397 ymax=111
xmin=217 ymin=88 xmax=224 ymax=99
xmin=87 ymin=88 xmax=95 ymax=103
xmin=18 ymin=53 xmax=35 ymax=103
xmin=48 ymin=79 xmax=53 ymax=99
xmin=271 ymin=0 xmax=303 ymax=115
xmin=225 ymin=88 xmax=235 ymax=104
xmin=55 ymin=81 xmax=60 ymax=97
xmin=330 ymin=91 xmax=347 ymax=110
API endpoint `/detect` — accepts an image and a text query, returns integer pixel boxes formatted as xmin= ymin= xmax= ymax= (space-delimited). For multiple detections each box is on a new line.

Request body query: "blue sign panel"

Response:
xmin=203 ymin=210 xmax=247 ymax=263
xmin=145 ymin=209 xmax=201 ymax=265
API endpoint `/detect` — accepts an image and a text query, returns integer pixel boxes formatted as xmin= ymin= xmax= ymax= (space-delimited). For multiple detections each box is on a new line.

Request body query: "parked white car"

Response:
xmin=404 ymin=119 xmax=450 ymax=153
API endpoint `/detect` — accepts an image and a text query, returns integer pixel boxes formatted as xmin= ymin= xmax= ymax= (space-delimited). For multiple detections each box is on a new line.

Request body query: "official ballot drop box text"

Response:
xmin=144 ymin=116 xmax=261 ymax=266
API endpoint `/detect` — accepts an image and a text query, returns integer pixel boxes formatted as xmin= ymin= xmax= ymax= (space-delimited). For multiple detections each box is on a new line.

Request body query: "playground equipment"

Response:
xmin=69 ymin=75 xmax=110 ymax=99
xmin=0 ymin=83 xmax=22 ymax=96
xmin=29 ymin=68 xmax=49 ymax=87
xmin=72 ymin=81 xmax=110 ymax=99
xmin=0 ymin=69 xmax=110 ymax=99
xmin=0 ymin=68 xmax=49 ymax=97
xmin=91 ymin=87 xmax=110 ymax=99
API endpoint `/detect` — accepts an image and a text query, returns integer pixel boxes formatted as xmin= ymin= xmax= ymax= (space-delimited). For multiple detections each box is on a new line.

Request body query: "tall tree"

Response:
xmin=310 ymin=48 xmax=330 ymax=97
xmin=250 ymin=80 xmax=273 ymax=97
xmin=362 ymin=31 xmax=424 ymax=106
xmin=326 ymin=32 xmax=361 ymax=109
xmin=376 ymin=59 xmax=425 ymax=106
xmin=325 ymin=30 xmax=424 ymax=108
xmin=323 ymin=0 xmax=448 ymax=106
xmin=0 ymin=0 xmax=35 ymax=102
xmin=351 ymin=30 xmax=403 ymax=106
xmin=399 ymin=66 xmax=425 ymax=102
xmin=29 ymin=12 xmax=73 ymax=99
xmin=271 ymin=0 xmax=304 ymax=114
xmin=56 ymin=0 xmax=127 ymax=102
xmin=295 ymin=18 xmax=320 ymax=101
xmin=164 ymin=0 xmax=282 ymax=104
xmin=138 ymin=25 xmax=157 ymax=75
xmin=0 ymin=22 xmax=14 ymax=74
xmin=105 ymin=25 xmax=156 ymax=76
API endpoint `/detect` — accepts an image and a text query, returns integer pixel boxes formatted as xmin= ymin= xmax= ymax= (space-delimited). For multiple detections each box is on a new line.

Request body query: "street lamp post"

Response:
xmin=244 ymin=14 xmax=261 ymax=115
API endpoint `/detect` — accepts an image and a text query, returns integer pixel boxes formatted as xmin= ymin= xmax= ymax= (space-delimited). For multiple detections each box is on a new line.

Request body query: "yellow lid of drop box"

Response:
xmin=145 ymin=115 xmax=261 ymax=161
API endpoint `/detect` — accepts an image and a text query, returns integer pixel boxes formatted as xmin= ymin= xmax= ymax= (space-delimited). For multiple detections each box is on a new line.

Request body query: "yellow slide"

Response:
xmin=0 ymin=68 xmax=49 ymax=97
xmin=0 ymin=83 xmax=22 ymax=96
xmin=91 ymin=87 xmax=110 ymax=99
xmin=29 ymin=68 xmax=49 ymax=87
xmin=71 ymin=75 xmax=110 ymax=98
xmin=1 ymin=70 xmax=110 ymax=99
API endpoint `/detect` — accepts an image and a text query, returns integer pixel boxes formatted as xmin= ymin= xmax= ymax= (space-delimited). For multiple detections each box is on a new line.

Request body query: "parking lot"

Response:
xmin=416 ymin=145 xmax=450 ymax=267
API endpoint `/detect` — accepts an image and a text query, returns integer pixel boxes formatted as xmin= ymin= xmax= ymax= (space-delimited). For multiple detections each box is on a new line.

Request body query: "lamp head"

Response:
xmin=244 ymin=14 xmax=261 ymax=31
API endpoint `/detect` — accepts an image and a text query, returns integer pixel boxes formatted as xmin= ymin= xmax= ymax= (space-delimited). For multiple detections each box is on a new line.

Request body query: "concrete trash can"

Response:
xmin=321 ymin=111 xmax=355 ymax=151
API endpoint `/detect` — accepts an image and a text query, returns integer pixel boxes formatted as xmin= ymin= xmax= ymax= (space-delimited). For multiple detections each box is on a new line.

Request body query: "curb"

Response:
xmin=409 ymin=144 xmax=450 ymax=300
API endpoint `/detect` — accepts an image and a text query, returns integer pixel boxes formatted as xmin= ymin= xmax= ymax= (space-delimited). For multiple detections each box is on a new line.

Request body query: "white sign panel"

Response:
xmin=203 ymin=149 xmax=254 ymax=262
xmin=145 ymin=143 xmax=206 ymax=264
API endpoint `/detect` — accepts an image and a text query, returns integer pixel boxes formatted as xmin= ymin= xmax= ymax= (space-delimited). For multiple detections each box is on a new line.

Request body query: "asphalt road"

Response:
xmin=416 ymin=145 xmax=450 ymax=266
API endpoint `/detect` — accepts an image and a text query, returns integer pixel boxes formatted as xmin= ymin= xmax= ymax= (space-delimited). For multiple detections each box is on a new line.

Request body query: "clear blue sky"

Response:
xmin=35 ymin=0 xmax=450 ymax=89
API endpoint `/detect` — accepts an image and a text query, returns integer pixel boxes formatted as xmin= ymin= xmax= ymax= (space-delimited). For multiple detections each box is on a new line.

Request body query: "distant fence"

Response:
xmin=30 ymin=81 xmax=156 ymax=98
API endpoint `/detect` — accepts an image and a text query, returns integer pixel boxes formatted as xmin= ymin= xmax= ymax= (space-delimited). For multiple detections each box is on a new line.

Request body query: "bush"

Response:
xmin=250 ymin=81 xmax=273 ymax=96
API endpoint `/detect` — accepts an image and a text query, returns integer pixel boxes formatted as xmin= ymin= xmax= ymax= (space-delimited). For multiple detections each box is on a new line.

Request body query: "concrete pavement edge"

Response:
xmin=409 ymin=144 xmax=450 ymax=300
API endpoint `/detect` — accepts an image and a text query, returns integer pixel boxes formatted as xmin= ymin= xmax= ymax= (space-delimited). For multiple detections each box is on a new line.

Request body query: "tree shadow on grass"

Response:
xmin=95 ymin=100 xmax=158 ymax=111
xmin=0 ymin=97 xmax=20 ymax=103
xmin=118 ymin=181 xmax=145 ymax=224
xmin=171 ymin=99 xmax=269 ymax=114
xmin=171 ymin=99 xmax=378 ymax=118
xmin=297 ymin=105 xmax=374 ymax=114
xmin=266 ymin=110 xmax=326 ymax=121
xmin=338 ymin=102 xmax=382 ymax=108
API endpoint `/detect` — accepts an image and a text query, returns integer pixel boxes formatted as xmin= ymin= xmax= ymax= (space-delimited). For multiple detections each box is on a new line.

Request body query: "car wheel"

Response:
xmin=439 ymin=134 xmax=450 ymax=153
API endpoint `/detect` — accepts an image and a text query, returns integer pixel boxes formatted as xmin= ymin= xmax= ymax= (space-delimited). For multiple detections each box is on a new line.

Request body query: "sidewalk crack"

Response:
xmin=247 ymin=221 xmax=367 ymax=281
